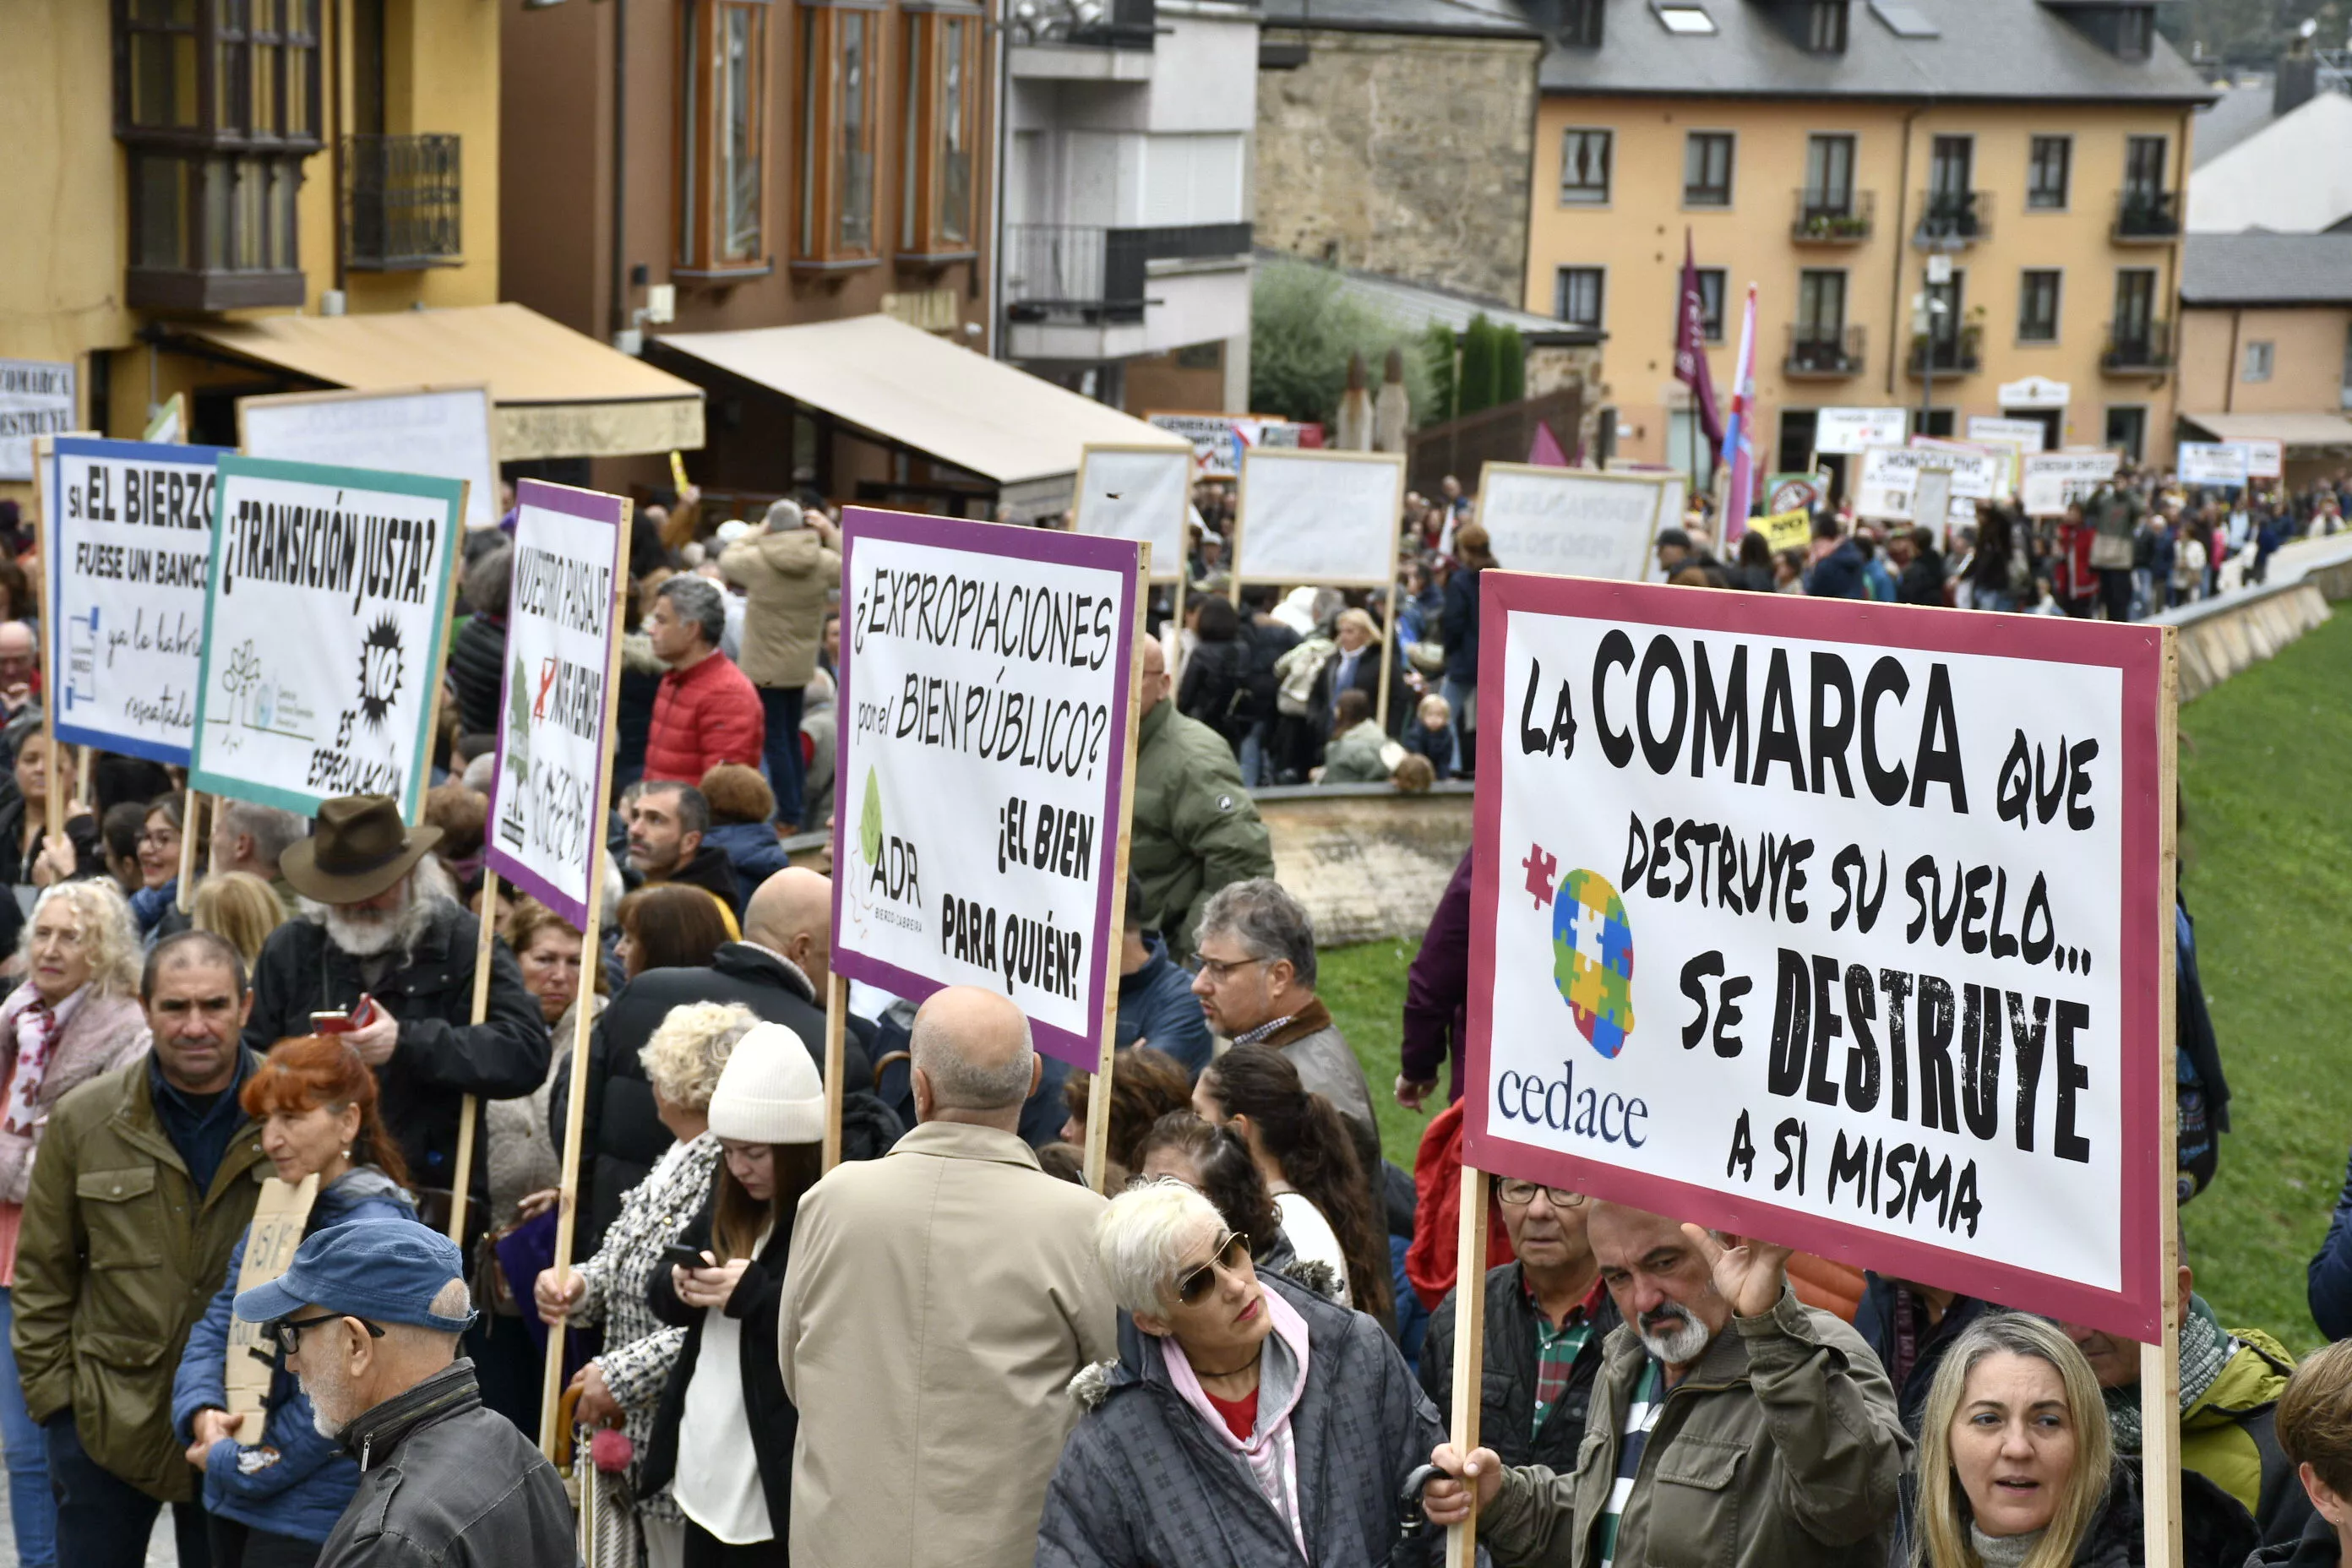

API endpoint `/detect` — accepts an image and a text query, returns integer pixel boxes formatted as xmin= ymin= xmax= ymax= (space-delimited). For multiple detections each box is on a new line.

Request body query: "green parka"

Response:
xmin=1127 ymin=699 xmax=1273 ymax=958
xmin=13 ymin=1052 xmax=270 ymax=1502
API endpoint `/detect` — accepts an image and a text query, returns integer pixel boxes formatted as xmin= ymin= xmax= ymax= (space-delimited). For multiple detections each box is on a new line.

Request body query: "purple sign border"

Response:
xmin=831 ymin=507 xmax=1145 ymax=1070
xmin=484 ymin=479 xmax=629 ymax=932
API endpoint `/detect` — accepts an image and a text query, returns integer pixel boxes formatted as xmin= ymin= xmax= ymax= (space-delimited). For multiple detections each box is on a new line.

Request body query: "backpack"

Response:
xmin=1275 ymin=636 xmax=1335 ymax=718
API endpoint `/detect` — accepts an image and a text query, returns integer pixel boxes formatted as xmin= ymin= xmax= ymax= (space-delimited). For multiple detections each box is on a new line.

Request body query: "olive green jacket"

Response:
xmin=1128 ymin=700 xmax=1272 ymax=958
xmin=1478 ymin=1288 xmax=1910 ymax=1568
xmin=14 ymin=1052 xmax=270 ymax=1502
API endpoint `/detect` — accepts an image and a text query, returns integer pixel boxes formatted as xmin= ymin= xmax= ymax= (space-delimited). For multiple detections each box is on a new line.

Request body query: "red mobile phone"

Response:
xmin=312 ymin=995 xmax=378 ymax=1035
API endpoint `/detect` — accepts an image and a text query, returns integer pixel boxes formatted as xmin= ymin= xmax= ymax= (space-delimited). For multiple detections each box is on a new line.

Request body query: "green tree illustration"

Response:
xmin=858 ymin=767 xmax=884 ymax=867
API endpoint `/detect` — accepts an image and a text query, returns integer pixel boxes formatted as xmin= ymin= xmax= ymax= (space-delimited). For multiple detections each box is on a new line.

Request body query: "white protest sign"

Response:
xmin=2177 ymin=442 xmax=2248 ymax=488
xmin=1146 ymin=413 xmax=1313 ymax=480
xmin=2239 ymin=438 xmax=2284 ymax=481
xmin=1968 ymin=416 xmax=2049 ymax=455
xmin=1233 ymin=447 xmax=1403 ymax=586
xmin=1814 ymin=407 xmax=1908 ymax=455
xmin=1465 ymin=574 xmax=2173 ymax=1340
xmin=487 ymin=481 xmax=628 ymax=931
xmin=1473 ymin=464 xmax=1669 ymax=585
xmin=1073 ymin=444 xmax=1192 ymax=583
xmin=833 ymin=509 xmax=1146 ymax=1070
xmin=41 ymin=438 xmax=228 ymax=765
xmin=0 ymin=360 xmax=77 ymax=482
xmin=2023 ymin=451 xmax=2121 ymax=517
xmin=240 ymin=385 xmax=500 ymax=531
xmin=1855 ymin=444 xmax=2002 ymax=524
xmin=190 ymin=455 xmax=465 ymax=822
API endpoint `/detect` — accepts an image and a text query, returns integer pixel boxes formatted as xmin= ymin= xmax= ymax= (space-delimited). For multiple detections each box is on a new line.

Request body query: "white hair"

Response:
xmin=1095 ymin=1179 xmax=1222 ymax=1317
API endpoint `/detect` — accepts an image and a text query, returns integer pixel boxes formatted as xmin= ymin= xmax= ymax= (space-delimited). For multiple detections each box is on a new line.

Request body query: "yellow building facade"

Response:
xmin=1522 ymin=0 xmax=2210 ymax=493
xmin=0 ymin=0 xmax=501 ymax=502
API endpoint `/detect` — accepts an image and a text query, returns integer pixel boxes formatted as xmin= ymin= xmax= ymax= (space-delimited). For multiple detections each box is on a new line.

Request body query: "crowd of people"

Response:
xmin=0 ymin=458 xmax=2338 ymax=1568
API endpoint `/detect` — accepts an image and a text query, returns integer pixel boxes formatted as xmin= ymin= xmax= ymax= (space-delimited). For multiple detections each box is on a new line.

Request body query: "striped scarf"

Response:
xmin=1596 ymin=1357 xmax=1666 ymax=1568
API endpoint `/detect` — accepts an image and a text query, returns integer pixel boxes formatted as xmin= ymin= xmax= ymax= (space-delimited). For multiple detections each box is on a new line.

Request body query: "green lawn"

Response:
xmin=1326 ymin=608 xmax=2352 ymax=1354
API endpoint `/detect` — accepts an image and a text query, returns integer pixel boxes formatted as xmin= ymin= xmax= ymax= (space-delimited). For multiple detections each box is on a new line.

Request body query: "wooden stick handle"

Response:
xmin=176 ymin=788 xmax=201 ymax=914
xmin=444 ymin=870 xmax=499 ymax=1246
xmin=821 ymin=972 xmax=847 ymax=1171
xmin=1446 ymin=1163 xmax=1491 ymax=1568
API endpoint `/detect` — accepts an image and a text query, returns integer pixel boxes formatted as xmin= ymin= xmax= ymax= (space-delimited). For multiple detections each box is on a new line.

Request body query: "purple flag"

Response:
xmin=1674 ymin=231 xmax=1723 ymax=457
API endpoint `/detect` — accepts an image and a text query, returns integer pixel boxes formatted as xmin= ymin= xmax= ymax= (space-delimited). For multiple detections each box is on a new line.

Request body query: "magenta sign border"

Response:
xmin=484 ymin=479 xmax=629 ymax=932
xmin=831 ymin=508 xmax=1145 ymax=1070
xmin=1463 ymin=573 xmax=2170 ymax=1343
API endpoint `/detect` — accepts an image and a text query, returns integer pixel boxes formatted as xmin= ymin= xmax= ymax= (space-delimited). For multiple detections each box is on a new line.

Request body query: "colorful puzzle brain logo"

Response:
xmin=1549 ymin=868 xmax=1636 ymax=1058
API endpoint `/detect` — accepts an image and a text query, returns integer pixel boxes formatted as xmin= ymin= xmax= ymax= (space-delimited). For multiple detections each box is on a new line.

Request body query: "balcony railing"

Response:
xmin=1907 ymin=326 xmax=1983 ymax=376
xmin=2111 ymin=188 xmax=2179 ymax=243
xmin=1791 ymin=188 xmax=1873 ymax=243
xmin=345 ymin=133 xmax=462 ymax=270
xmin=1005 ymin=220 xmax=1251 ymax=324
xmin=1784 ymin=324 xmax=1866 ymax=378
xmin=1914 ymin=189 xmax=1988 ymax=248
xmin=2101 ymin=318 xmax=2173 ymax=373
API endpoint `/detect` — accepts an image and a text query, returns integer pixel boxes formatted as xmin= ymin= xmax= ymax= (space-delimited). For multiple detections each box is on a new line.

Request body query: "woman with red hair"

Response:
xmin=169 ymin=1037 xmax=423 ymax=1568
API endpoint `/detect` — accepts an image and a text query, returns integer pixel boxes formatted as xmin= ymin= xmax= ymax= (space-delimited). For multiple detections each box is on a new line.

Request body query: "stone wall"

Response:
xmin=1255 ymin=30 xmax=1541 ymax=308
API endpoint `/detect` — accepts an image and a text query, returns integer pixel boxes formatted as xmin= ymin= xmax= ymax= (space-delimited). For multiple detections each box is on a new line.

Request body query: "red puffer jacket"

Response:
xmin=644 ymin=651 xmax=765 ymax=784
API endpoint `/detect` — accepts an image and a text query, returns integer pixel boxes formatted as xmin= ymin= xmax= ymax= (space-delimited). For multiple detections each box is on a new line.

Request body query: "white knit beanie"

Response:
xmin=706 ymin=1021 xmax=825 ymax=1145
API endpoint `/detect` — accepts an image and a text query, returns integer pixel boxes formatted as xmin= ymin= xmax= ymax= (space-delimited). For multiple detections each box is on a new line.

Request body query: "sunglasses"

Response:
xmin=1497 ymin=1179 xmax=1588 ymax=1209
xmin=1173 ymin=1230 xmax=1254 ymax=1306
xmin=266 ymin=1313 xmax=385 ymax=1358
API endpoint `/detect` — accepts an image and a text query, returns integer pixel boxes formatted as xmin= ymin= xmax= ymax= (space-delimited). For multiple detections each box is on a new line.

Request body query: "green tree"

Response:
xmin=1421 ymin=322 xmax=1458 ymax=424
xmin=1498 ymin=324 xmax=1527 ymax=407
xmin=1249 ymin=258 xmax=1437 ymax=427
xmin=1456 ymin=316 xmax=1500 ymax=416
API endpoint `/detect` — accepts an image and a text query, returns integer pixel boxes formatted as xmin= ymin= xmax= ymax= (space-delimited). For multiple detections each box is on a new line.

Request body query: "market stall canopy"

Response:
xmin=184 ymin=303 xmax=705 ymax=460
xmin=654 ymin=313 xmax=1188 ymax=509
xmin=2180 ymin=410 xmax=2352 ymax=450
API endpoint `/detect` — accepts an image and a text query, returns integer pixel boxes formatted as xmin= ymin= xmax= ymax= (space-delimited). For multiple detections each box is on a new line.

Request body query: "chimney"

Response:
xmin=2276 ymin=39 xmax=2320 ymax=118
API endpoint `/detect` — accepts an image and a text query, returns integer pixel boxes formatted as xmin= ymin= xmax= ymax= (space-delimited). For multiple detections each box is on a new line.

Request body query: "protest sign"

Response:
xmin=0 ymin=359 xmax=77 ymax=482
xmin=1855 ymin=444 xmax=2000 ymax=525
xmin=1146 ymin=411 xmax=1315 ymax=479
xmin=239 ymin=384 xmax=500 ymax=531
xmin=486 ymin=480 xmax=629 ymax=931
xmin=1814 ymin=407 xmax=1907 ymax=455
xmin=832 ymin=508 xmax=1146 ymax=1082
xmin=1463 ymin=574 xmax=2172 ymax=1340
xmin=2023 ymin=451 xmax=2121 ymax=517
xmin=1232 ymin=447 xmax=1403 ymax=586
xmin=39 ymin=437 xmax=228 ymax=765
xmin=2240 ymin=438 xmax=2284 ymax=481
xmin=1756 ymin=507 xmax=1813 ymax=554
xmin=2177 ymin=442 xmax=2248 ymax=488
xmin=1073 ymin=444 xmax=1192 ymax=584
xmin=225 ymin=1173 xmax=318 ymax=1440
xmin=1968 ymin=416 xmax=2049 ymax=455
xmin=1765 ymin=471 xmax=1829 ymax=516
xmin=1473 ymin=463 xmax=1669 ymax=585
xmin=189 ymin=455 xmax=465 ymax=823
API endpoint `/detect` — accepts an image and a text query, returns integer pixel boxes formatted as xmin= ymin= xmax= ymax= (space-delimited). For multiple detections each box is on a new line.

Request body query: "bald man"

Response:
xmin=1129 ymin=631 xmax=1271 ymax=960
xmin=781 ymin=987 xmax=1116 ymax=1568
xmin=548 ymin=865 xmax=870 ymax=1257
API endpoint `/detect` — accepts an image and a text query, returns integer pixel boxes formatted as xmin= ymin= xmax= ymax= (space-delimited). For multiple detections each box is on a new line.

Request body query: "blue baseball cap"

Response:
xmin=235 ymin=1220 xmax=477 ymax=1334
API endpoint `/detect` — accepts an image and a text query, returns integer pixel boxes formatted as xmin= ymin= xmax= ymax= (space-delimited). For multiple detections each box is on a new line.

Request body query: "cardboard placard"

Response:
xmin=1813 ymin=407 xmax=1908 ymax=455
xmin=1474 ymin=464 xmax=1673 ymax=585
xmin=225 ymin=1173 xmax=319 ymax=1440
xmin=1465 ymin=574 xmax=2172 ymax=1341
xmin=1072 ymin=444 xmax=1193 ymax=584
xmin=240 ymin=385 xmax=501 ymax=531
xmin=0 ymin=359 xmax=77 ymax=482
xmin=1231 ymin=448 xmax=1403 ymax=587
xmin=1968 ymin=416 xmax=2050 ymax=455
xmin=2176 ymin=443 xmax=2249 ymax=489
xmin=1855 ymin=444 xmax=2001 ymax=525
xmin=2023 ymin=452 xmax=2121 ymax=518
xmin=1756 ymin=507 xmax=1813 ymax=554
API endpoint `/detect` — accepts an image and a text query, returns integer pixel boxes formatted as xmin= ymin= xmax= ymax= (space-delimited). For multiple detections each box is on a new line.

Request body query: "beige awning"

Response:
xmin=186 ymin=303 xmax=705 ymax=460
xmin=655 ymin=314 xmax=1187 ymax=490
xmin=2180 ymin=410 xmax=2352 ymax=449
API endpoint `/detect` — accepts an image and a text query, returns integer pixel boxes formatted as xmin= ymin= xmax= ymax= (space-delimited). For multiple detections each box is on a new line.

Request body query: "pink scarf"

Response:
xmin=1164 ymin=1287 xmax=1314 ymax=1557
xmin=0 ymin=983 xmax=79 ymax=1138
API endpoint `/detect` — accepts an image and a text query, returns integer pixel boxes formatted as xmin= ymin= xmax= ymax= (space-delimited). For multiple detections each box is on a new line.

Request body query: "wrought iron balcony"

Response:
xmin=1914 ymin=189 xmax=1988 ymax=248
xmin=1906 ymin=325 xmax=1983 ymax=377
xmin=1004 ymin=221 xmax=1251 ymax=324
xmin=2101 ymin=319 xmax=2173 ymax=373
xmin=2111 ymin=188 xmax=2179 ymax=243
xmin=345 ymin=133 xmax=462 ymax=270
xmin=1791 ymin=188 xmax=1873 ymax=244
xmin=1784 ymin=324 xmax=1866 ymax=378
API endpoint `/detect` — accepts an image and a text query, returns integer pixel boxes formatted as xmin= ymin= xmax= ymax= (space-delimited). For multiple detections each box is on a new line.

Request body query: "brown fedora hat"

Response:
xmin=280 ymin=796 xmax=444 ymax=905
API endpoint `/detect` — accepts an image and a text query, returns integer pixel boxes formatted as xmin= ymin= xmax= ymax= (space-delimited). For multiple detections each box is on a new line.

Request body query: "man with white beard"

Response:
xmin=242 ymin=796 xmax=546 ymax=1245
xmin=1421 ymin=1200 xmax=1909 ymax=1568
xmin=235 ymin=1221 xmax=572 ymax=1565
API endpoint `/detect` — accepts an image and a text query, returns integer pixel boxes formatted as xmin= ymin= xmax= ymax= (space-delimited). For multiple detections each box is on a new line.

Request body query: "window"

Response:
xmin=2017 ymin=270 xmax=2061 ymax=341
xmin=1799 ymin=270 xmax=1847 ymax=334
xmin=678 ymin=0 xmax=770 ymax=275
xmin=1561 ymin=0 xmax=1604 ymax=46
xmin=2115 ymin=5 xmax=2151 ymax=57
xmin=2123 ymin=135 xmax=2166 ymax=199
xmin=2027 ymin=136 xmax=2071 ymax=209
xmin=1654 ymin=3 xmax=1717 ymax=34
xmin=1684 ymin=132 xmax=1734 ymax=206
xmin=900 ymin=9 xmax=983 ymax=256
xmin=1555 ymin=267 xmax=1604 ymax=329
xmin=1805 ymin=133 xmax=1855 ymax=212
xmin=1696 ymin=268 xmax=1726 ymax=341
xmin=2242 ymin=340 xmax=2275 ymax=383
xmin=2104 ymin=406 xmax=2146 ymax=460
xmin=2112 ymin=268 xmax=2156 ymax=340
xmin=1808 ymin=0 xmax=1848 ymax=52
xmin=1560 ymin=128 xmax=1611 ymax=204
xmin=1929 ymin=134 xmax=1973 ymax=199
xmin=798 ymin=6 xmax=881 ymax=265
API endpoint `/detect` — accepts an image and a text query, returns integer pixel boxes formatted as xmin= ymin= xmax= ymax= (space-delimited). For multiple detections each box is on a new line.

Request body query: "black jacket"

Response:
xmin=242 ymin=904 xmax=548 ymax=1200
xmin=641 ymin=1173 xmax=797 ymax=1538
xmin=1418 ymin=1263 xmax=1620 ymax=1474
xmin=1852 ymin=1275 xmax=1995 ymax=1435
xmin=447 ymin=613 xmax=508 ymax=738
xmin=2070 ymin=1459 xmax=2257 ymax=1568
xmin=549 ymin=943 xmax=871 ymax=1257
xmin=662 ymin=842 xmax=744 ymax=920
xmin=1177 ymin=639 xmax=1253 ymax=743
xmin=315 ymin=1359 xmax=574 ymax=1568
xmin=2250 ymin=1511 xmax=2341 ymax=1568
xmin=1897 ymin=549 xmax=1946 ymax=607
xmin=1240 ymin=618 xmax=1300 ymax=726
xmin=1441 ymin=567 xmax=1482 ymax=683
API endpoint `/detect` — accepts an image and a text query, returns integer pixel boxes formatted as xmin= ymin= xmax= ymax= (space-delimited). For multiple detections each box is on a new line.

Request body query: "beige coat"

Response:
xmin=721 ymin=526 xmax=839 ymax=689
xmin=780 ymin=1120 xmax=1116 ymax=1568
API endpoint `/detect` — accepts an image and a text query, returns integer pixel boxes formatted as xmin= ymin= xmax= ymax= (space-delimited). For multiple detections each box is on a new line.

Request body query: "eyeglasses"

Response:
xmin=1173 ymin=1230 xmax=1254 ymax=1305
xmin=267 ymin=1313 xmax=385 ymax=1358
xmin=1497 ymin=1180 xmax=1588 ymax=1209
xmin=1194 ymin=954 xmax=1266 ymax=983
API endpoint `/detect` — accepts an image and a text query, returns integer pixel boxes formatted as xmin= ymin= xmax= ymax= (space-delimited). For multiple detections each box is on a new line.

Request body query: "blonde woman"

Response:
xmin=191 ymin=871 xmax=289 ymax=968
xmin=1913 ymin=1313 xmax=2255 ymax=1568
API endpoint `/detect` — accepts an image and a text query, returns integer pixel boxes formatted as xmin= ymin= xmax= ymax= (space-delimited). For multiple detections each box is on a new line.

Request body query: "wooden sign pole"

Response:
xmin=821 ymin=970 xmax=847 ymax=1172
xmin=1446 ymin=1164 xmax=1492 ymax=1568
xmin=538 ymin=503 xmax=633 ymax=1461
xmin=1373 ymin=558 xmax=1401 ymax=735
xmin=2141 ymin=629 xmax=2183 ymax=1568
xmin=175 ymin=787 xmax=202 ymax=914
xmin=1081 ymin=542 xmax=1149 ymax=1193
xmin=32 ymin=436 xmax=65 ymax=857
xmin=444 ymin=867 xmax=498 ymax=1245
